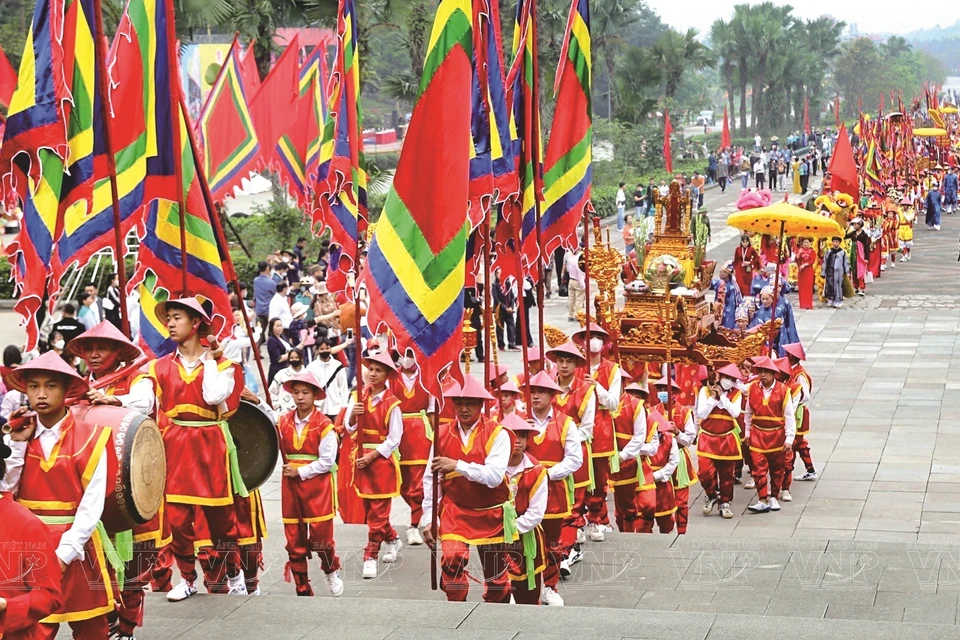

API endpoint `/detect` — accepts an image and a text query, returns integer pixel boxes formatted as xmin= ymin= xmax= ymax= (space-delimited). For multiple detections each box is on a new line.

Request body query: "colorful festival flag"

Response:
xmin=362 ymin=0 xmax=473 ymax=397
xmin=313 ymin=0 xmax=368 ymax=264
xmin=663 ymin=108 xmax=672 ymax=173
xmin=538 ymin=0 xmax=592 ymax=259
xmin=0 ymin=45 xmax=17 ymax=109
xmin=864 ymin=140 xmax=882 ymax=191
xmin=828 ymin=123 xmax=858 ymax=202
xmin=248 ymin=36 xmax=299 ymax=170
xmin=198 ymin=37 xmax=259 ymax=202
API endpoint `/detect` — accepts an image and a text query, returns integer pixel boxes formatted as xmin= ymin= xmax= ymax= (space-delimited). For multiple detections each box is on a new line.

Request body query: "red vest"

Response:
xmin=279 ymin=410 xmax=337 ymax=523
xmin=648 ymin=403 xmax=698 ymax=490
xmin=747 ymin=381 xmax=789 ymax=453
xmin=582 ymin=359 xmax=620 ymax=456
xmin=149 ymin=354 xmax=245 ymax=506
xmin=436 ymin=417 xmax=510 ymax=545
xmin=609 ymin=395 xmax=641 ymax=486
xmin=524 ymin=411 xmax=575 ymax=519
xmin=697 ymin=389 xmax=743 ymax=461
xmin=553 ymin=378 xmax=594 ymax=488
xmin=637 ymin=409 xmax=662 ymax=491
xmin=390 ymin=374 xmax=433 ymax=465
xmin=352 ymin=389 xmax=402 ymax=499
xmin=791 ymin=365 xmax=812 ymax=434
xmin=505 ymin=455 xmax=546 ymax=581
xmin=18 ymin=413 xmax=115 ymax=623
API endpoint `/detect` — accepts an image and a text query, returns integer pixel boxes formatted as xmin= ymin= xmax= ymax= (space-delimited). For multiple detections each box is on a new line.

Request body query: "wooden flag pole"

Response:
xmin=180 ymin=95 xmax=273 ymax=408
xmin=512 ymin=222 xmax=532 ymax=410
xmin=162 ymin=0 xmax=190 ymax=294
xmin=482 ymin=207 xmax=493 ymax=414
xmin=91 ymin=0 xmax=130 ymax=338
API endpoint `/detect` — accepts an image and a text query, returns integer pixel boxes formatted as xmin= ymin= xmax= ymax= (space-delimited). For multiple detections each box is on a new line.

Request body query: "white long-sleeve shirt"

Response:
xmin=619 ymin=403 xmax=660 ymax=461
xmin=589 ymin=361 xmax=621 ymax=412
xmin=421 ymin=419 xmax=511 ymax=528
xmin=556 ymin=377 xmax=595 ymax=442
xmin=1 ymin=414 xmax=107 ymax=566
xmin=175 ymin=350 xmax=236 ymax=411
xmin=652 ymin=437 xmax=679 ymax=483
xmin=507 ymin=453 xmax=548 ymax=535
xmin=269 ymin=365 xmax=306 ymax=415
xmin=0 ymin=390 xmax=26 ymax=420
xmin=291 ymin=410 xmax=339 ymax=480
xmin=793 ymin=373 xmax=811 ymax=405
xmin=675 ymin=406 xmax=698 ymax=449
xmin=90 ymin=374 xmax=156 ymax=416
xmin=530 ymin=409 xmax=582 ymax=481
xmin=345 ymin=389 xmax=402 ymax=459
xmin=695 ymin=386 xmax=742 ymax=421
xmin=743 ymin=382 xmax=797 ymax=447
xmin=269 ymin=293 xmax=294 ymax=329
xmin=306 ymin=357 xmax=350 ymax=416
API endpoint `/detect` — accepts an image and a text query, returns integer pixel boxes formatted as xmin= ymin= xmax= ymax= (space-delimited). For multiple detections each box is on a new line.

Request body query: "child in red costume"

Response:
xmin=744 ymin=357 xmax=796 ymax=514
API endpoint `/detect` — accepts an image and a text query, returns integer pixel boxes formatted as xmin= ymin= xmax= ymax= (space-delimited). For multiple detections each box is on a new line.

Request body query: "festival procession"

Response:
xmin=0 ymin=0 xmax=957 ymax=635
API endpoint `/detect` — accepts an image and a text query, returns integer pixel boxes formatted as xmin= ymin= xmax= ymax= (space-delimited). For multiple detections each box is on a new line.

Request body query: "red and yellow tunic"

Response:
xmin=438 ymin=377 xmax=458 ymax=426
xmin=609 ymin=395 xmax=654 ymax=488
xmin=697 ymin=389 xmax=743 ymax=461
xmin=553 ymin=378 xmax=594 ymax=489
xmin=524 ymin=411 xmax=576 ymax=519
xmin=390 ymin=375 xmax=433 ymax=466
xmin=192 ymin=490 xmax=266 ymax=551
xmin=279 ymin=411 xmax=337 ymax=524
xmin=351 ymin=390 xmax=402 ymax=499
xmin=790 ymin=365 xmax=812 ymax=435
xmin=648 ymin=402 xmax=698 ymax=490
xmin=636 ymin=409 xmax=661 ymax=492
xmin=582 ymin=359 xmax=620 ymax=458
xmin=647 ymin=430 xmax=677 ymax=517
xmin=17 ymin=414 xmax=115 ymax=623
xmin=436 ymin=417 xmax=511 ymax=545
xmin=103 ymin=370 xmax=170 ymax=548
xmin=149 ymin=355 xmax=244 ymax=506
xmin=506 ymin=456 xmax=546 ymax=583
xmin=747 ymin=381 xmax=790 ymax=454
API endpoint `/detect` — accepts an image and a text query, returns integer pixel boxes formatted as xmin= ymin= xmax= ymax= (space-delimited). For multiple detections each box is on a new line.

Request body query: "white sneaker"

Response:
xmin=935 ymin=225 xmax=941 ymax=231
xmin=250 ymin=587 xmax=261 ymax=596
xmin=702 ymin=497 xmax=716 ymax=516
xmin=588 ymin=524 xmax=605 ymax=542
xmin=567 ymin=545 xmax=584 ymax=566
xmin=744 ymin=478 xmax=756 ymax=490
xmin=325 ymin=570 xmax=344 ymax=597
xmin=166 ymin=578 xmax=197 ymax=602
xmin=890 ymin=260 xmax=896 ymax=268
xmin=769 ymin=497 xmax=781 ymax=511
xmin=362 ymin=559 xmax=378 ymax=579
xmin=559 ymin=558 xmax=572 ymax=578
xmin=835 ymin=301 xmax=843 ymax=308
xmin=720 ymin=503 xmax=733 ymax=519
xmin=747 ymin=500 xmax=771 ymax=514
xmin=796 ymin=470 xmax=818 ymax=481
xmin=781 ymin=489 xmax=792 ymax=502
xmin=880 ymin=264 xmax=886 ymax=271
xmin=901 ymin=255 xmax=907 ymax=263
xmin=599 ymin=524 xmax=614 ymax=534
xmin=226 ymin=570 xmax=247 ymax=595
xmin=406 ymin=527 xmax=424 ymax=546
xmin=540 ymin=586 xmax=565 ymax=606
xmin=382 ymin=539 xmax=402 ymax=563
xmin=575 ymin=528 xmax=586 ymax=544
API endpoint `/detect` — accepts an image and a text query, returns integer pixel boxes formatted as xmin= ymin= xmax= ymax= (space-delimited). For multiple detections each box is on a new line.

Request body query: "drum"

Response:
xmin=71 ymin=405 xmax=166 ymax=535
xmin=229 ymin=400 xmax=280 ymax=491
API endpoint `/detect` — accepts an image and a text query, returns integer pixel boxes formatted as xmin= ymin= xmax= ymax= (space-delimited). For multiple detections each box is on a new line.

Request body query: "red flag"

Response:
xmin=834 ymin=96 xmax=840 ymax=128
xmin=804 ymin=96 xmax=810 ymax=135
xmin=828 ymin=123 xmax=858 ymax=202
xmin=248 ymin=36 xmax=299 ymax=169
xmin=663 ymin=110 xmax=673 ymax=173
xmin=720 ymin=106 xmax=731 ymax=149
xmin=240 ymin=40 xmax=261 ymax=95
xmin=879 ymin=92 xmax=884 ymax=114
xmin=0 ymin=45 xmax=15 ymax=109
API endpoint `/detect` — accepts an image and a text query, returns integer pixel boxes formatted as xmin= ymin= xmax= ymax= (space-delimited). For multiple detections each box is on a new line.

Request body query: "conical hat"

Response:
xmin=3 ymin=351 xmax=89 ymax=399
xmin=715 ymin=363 xmax=743 ymax=380
xmin=524 ymin=370 xmax=562 ymax=393
xmin=362 ymin=351 xmax=398 ymax=374
xmin=501 ymin=412 xmax=537 ymax=433
xmin=571 ymin=322 xmax=609 ymax=344
xmin=783 ymin=343 xmax=806 ymax=361
xmin=546 ymin=341 xmax=586 ymax=363
xmin=443 ymin=375 xmax=494 ymax=401
xmin=66 ymin=320 xmax=142 ymax=363
xmin=282 ymin=371 xmax=327 ymax=398
xmin=154 ymin=296 xmax=213 ymax=328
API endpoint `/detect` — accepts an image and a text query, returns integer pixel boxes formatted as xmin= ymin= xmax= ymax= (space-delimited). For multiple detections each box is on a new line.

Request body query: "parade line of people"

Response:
xmin=0 ymin=298 xmax=820 ymax=638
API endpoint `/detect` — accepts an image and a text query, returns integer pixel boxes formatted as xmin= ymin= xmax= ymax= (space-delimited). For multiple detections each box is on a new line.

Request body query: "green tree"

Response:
xmin=709 ymin=18 xmax=738 ymax=134
xmin=649 ymin=27 xmax=714 ymax=100
xmin=833 ymin=38 xmax=884 ymax=118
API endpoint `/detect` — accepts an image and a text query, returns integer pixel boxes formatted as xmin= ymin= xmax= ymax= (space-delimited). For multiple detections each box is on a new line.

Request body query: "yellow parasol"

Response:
xmin=940 ymin=106 xmax=959 ymax=114
xmin=913 ymin=127 xmax=948 ymax=137
xmin=726 ymin=202 xmax=845 ymax=239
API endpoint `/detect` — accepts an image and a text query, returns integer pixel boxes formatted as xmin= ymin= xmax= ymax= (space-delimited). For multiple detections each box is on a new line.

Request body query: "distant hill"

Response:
xmin=904 ymin=21 xmax=960 ymax=42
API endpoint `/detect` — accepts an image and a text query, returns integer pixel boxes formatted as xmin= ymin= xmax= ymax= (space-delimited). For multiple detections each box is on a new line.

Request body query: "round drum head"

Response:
xmin=129 ymin=416 xmax=166 ymax=521
xmin=231 ymin=400 xmax=280 ymax=491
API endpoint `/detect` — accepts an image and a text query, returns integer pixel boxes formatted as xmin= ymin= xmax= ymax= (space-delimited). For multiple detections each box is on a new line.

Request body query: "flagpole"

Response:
xmin=528 ymin=0 xmax=546 ymax=363
xmin=163 ymin=0 xmax=190 ymax=294
xmin=512 ymin=222 xmax=532 ymax=411
xmin=482 ymin=207 xmax=492 ymax=412
xmin=180 ymin=94 xmax=273 ymax=408
xmin=582 ymin=209 xmax=591 ymax=363
xmin=92 ymin=0 xmax=131 ymax=339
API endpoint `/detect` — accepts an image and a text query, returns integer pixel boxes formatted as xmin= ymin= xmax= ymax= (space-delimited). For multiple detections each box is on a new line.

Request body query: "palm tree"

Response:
xmin=591 ymin=0 xmax=639 ymax=119
xmin=649 ymin=27 xmax=715 ymax=100
xmin=710 ymin=18 xmax=738 ymax=134
xmin=881 ymin=35 xmax=912 ymax=58
xmin=614 ymin=46 xmax=661 ymax=123
xmin=730 ymin=5 xmax=752 ymax=132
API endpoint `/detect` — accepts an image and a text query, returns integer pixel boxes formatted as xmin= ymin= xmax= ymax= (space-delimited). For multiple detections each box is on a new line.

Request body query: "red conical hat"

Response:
xmin=154 ymin=296 xmax=212 ymax=328
xmin=443 ymin=375 xmax=494 ymax=401
xmin=527 ymin=347 xmax=542 ymax=362
xmin=497 ymin=380 xmax=521 ymax=395
xmin=546 ymin=341 xmax=586 ymax=363
xmin=524 ymin=370 xmax=562 ymax=393
xmin=3 ymin=351 xmax=90 ymax=399
xmin=715 ymin=364 xmax=743 ymax=380
xmin=282 ymin=370 xmax=327 ymax=398
xmin=66 ymin=320 xmax=143 ymax=363
xmin=362 ymin=351 xmax=398 ymax=374
xmin=774 ymin=357 xmax=793 ymax=377
xmin=487 ymin=364 xmax=509 ymax=382
xmin=652 ymin=376 xmax=682 ymax=390
xmin=750 ymin=356 xmax=780 ymax=373
xmin=501 ymin=412 xmax=538 ymax=433
xmin=783 ymin=343 xmax=806 ymax=361
xmin=625 ymin=382 xmax=649 ymax=395
xmin=571 ymin=322 xmax=609 ymax=344
xmin=648 ymin=408 xmax=672 ymax=433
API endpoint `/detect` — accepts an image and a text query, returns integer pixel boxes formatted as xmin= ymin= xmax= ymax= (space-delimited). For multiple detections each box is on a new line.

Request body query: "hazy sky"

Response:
xmin=648 ymin=0 xmax=958 ymax=37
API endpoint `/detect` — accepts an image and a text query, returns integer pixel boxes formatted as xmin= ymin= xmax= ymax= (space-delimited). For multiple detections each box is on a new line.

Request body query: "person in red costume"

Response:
xmin=648 ymin=377 xmax=698 ymax=534
xmin=744 ymin=357 xmax=796 ymax=514
xmin=0 ymin=441 xmax=63 ymax=640
xmin=421 ymin=376 xmax=512 ymax=603
xmin=783 ymin=343 xmax=817 ymax=485
xmin=1 ymin=352 xmax=114 ymax=639
xmin=521 ymin=371 xmax=582 ymax=606
xmin=696 ymin=363 xmax=745 ymax=520
xmin=146 ymin=297 xmax=247 ymax=602
xmin=733 ymin=235 xmax=762 ymax=296
xmin=794 ymin=238 xmax=816 ymax=310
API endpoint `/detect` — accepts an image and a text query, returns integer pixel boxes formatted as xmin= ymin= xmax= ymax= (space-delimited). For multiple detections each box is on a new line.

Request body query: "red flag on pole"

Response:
xmin=828 ymin=123 xmax=858 ymax=202
xmin=663 ymin=109 xmax=673 ymax=173
xmin=721 ymin=106 xmax=731 ymax=149
xmin=804 ymin=96 xmax=810 ymax=135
